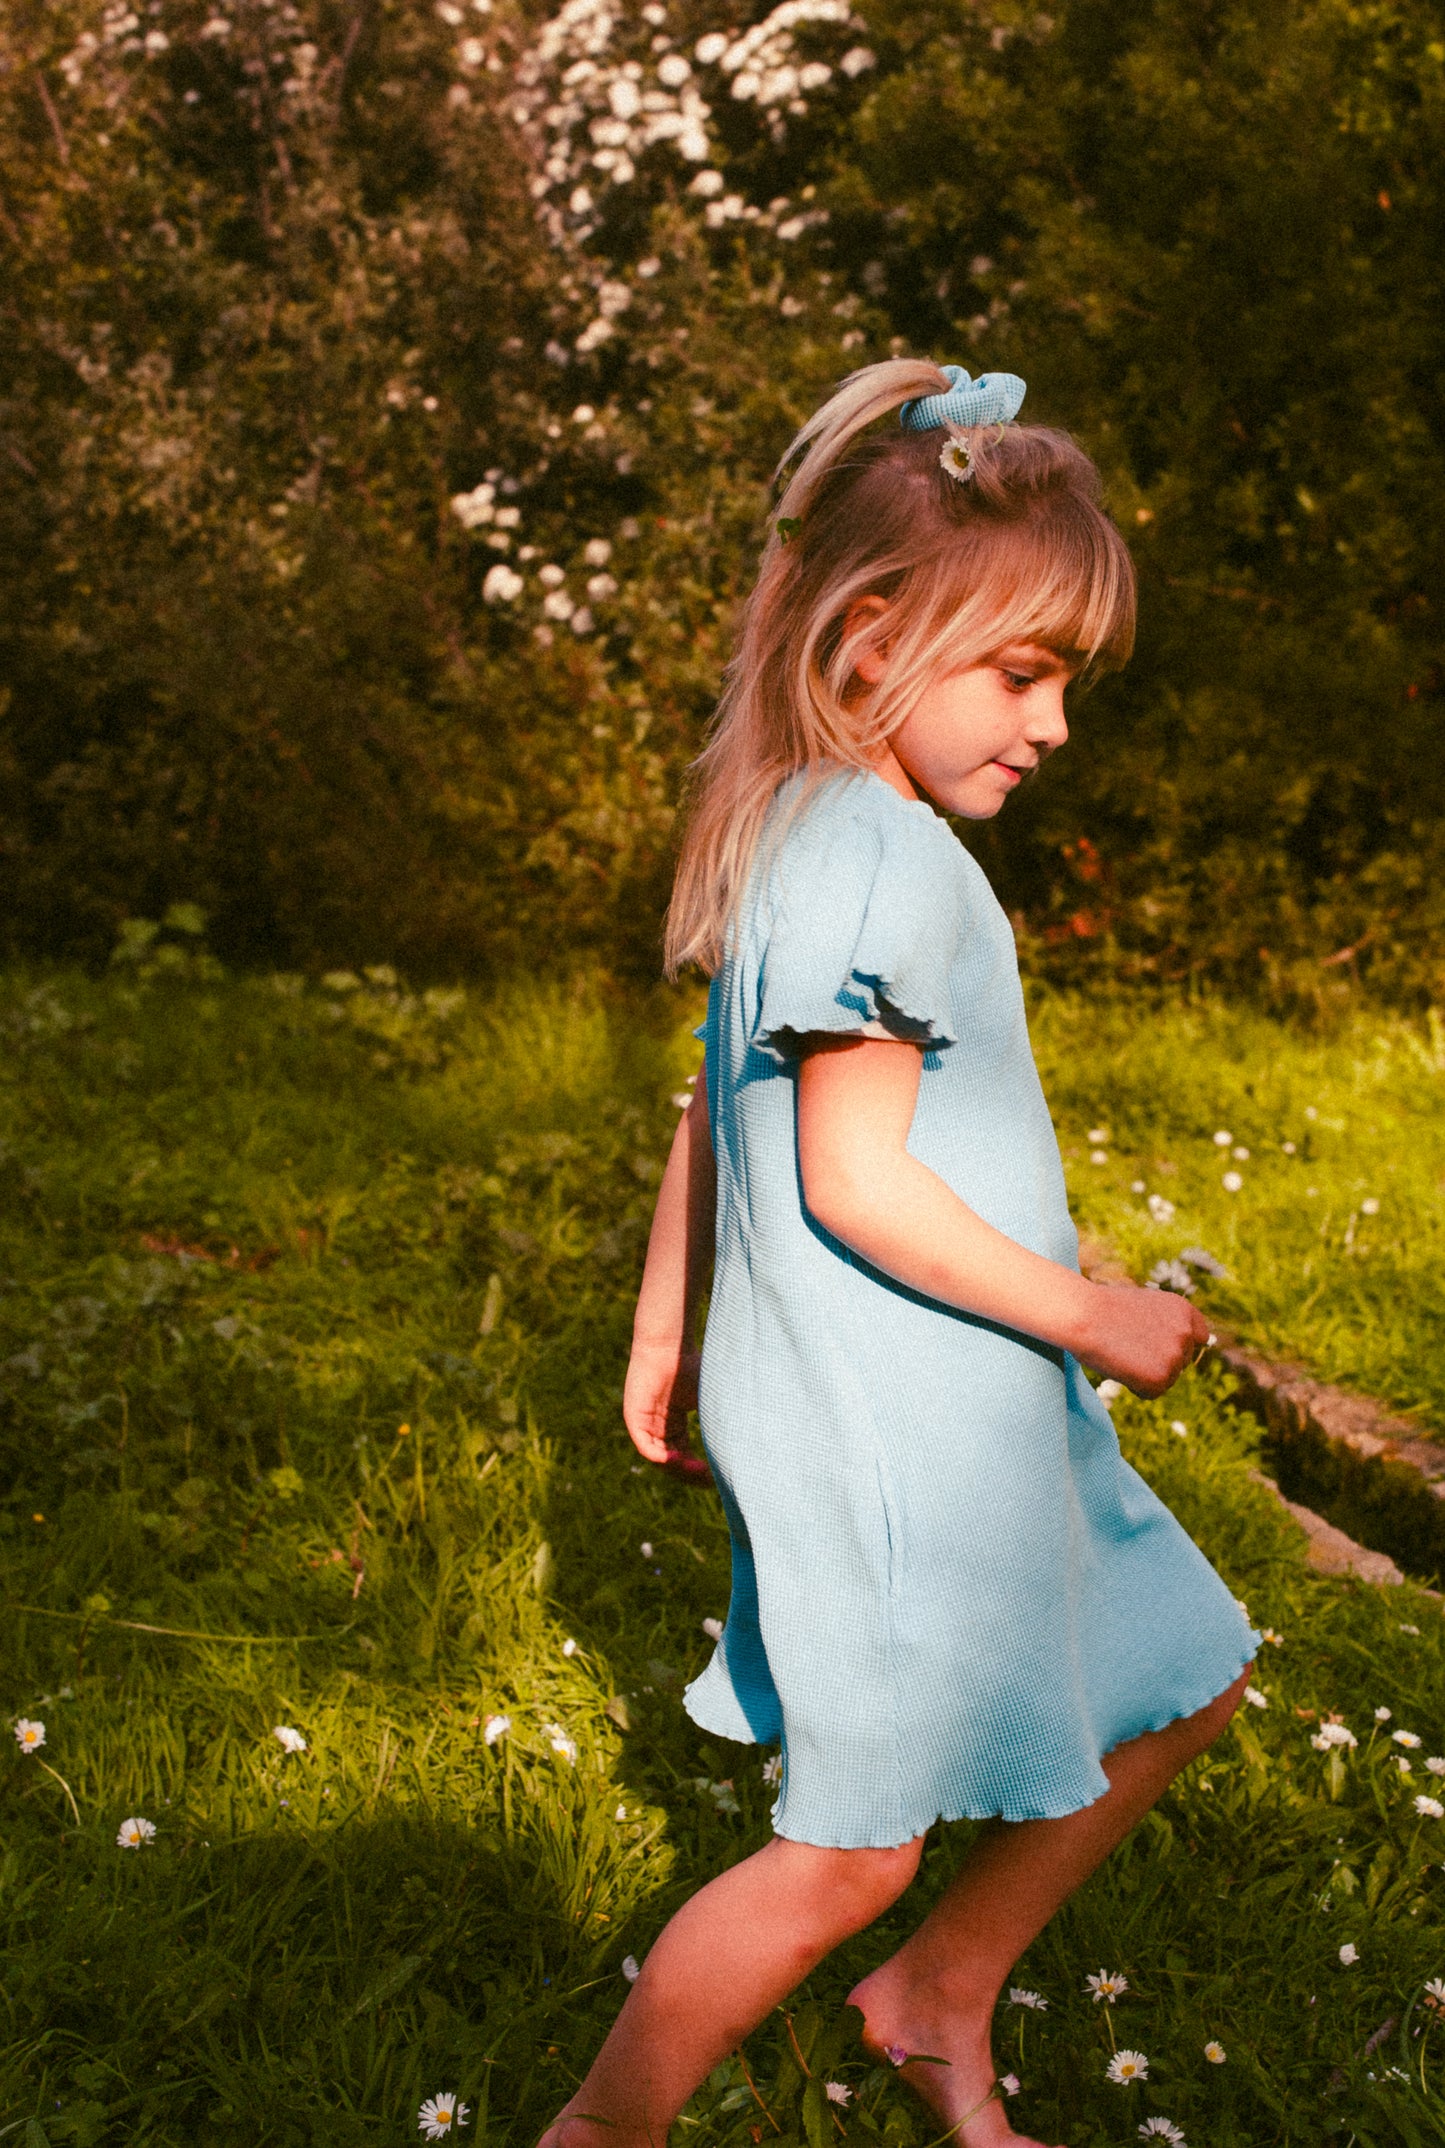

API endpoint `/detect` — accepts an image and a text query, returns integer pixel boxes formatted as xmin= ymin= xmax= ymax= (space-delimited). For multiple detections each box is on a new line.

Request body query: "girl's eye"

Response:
xmin=1001 ymin=670 xmax=1035 ymax=692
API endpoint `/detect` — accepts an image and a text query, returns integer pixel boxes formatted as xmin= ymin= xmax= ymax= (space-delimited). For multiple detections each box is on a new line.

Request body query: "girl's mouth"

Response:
xmin=993 ymin=762 xmax=1025 ymax=784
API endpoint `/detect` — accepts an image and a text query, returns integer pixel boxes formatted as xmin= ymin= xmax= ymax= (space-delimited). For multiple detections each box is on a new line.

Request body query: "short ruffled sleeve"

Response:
xmin=749 ymin=783 xmax=967 ymax=1064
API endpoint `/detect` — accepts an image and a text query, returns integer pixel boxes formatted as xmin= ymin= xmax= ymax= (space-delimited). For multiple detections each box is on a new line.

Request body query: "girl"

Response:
xmin=543 ymin=361 xmax=1255 ymax=2148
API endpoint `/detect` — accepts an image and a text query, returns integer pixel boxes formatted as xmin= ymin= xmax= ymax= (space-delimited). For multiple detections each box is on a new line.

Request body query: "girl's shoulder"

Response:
xmin=737 ymin=769 xmax=990 ymax=1060
xmin=764 ymin=764 xmax=970 ymax=880
xmin=763 ymin=767 xmax=977 ymax=909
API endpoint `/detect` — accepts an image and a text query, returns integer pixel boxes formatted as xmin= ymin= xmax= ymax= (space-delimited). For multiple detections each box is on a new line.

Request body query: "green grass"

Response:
xmin=1035 ymin=993 xmax=1445 ymax=1435
xmin=4 ymin=964 xmax=1445 ymax=2146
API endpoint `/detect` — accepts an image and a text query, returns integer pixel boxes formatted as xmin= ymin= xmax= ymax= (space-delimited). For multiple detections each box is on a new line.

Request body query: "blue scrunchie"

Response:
xmin=899 ymin=364 xmax=1027 ymax=432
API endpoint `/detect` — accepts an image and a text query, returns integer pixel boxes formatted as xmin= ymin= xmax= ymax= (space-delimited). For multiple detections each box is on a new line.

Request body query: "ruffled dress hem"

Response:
xmin=685 ymin=1639 xmax=1259 ymax=1850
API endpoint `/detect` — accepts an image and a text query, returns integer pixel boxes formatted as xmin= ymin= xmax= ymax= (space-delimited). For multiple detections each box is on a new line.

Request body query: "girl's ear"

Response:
xmin=843 ymin=594 xmax=892 ymax=686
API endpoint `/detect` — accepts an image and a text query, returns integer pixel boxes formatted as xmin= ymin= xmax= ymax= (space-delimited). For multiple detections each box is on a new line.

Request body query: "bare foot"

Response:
xmin=847 ymin=1965 xmax=1064 ymax=2148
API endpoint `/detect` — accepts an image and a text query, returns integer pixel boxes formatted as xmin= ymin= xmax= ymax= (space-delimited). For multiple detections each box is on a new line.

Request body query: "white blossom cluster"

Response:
xmin=60 ymin=0 xmax=170 ymax=87
xmin=508 ymin=0 xmax=874 ymax=249
xmin=458 ymin=486 xmax=631 ymax=640
xmin=702 ymin=0 xmax=875 ymax=113
xmin=59 ymin=0 xmax=327 ymax=124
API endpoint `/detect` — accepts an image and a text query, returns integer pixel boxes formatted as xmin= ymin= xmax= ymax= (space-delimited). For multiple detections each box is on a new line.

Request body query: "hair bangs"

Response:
xmin=930 ymin=495 xmax=1136 ymax=683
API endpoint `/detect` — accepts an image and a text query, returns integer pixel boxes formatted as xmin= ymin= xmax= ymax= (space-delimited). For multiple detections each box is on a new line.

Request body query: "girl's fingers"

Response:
xmin=628 ymin=1420 xmax=673 ymax=1463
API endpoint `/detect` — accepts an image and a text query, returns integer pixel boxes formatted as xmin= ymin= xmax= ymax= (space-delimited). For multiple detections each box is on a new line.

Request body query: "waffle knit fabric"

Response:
xmin=685 ymin=769 xmax=1258 ymax=1849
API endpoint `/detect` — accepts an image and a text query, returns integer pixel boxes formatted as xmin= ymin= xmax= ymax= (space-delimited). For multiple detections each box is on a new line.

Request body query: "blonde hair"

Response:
xmin=663 ymin=358 xmax=1137 ymax=976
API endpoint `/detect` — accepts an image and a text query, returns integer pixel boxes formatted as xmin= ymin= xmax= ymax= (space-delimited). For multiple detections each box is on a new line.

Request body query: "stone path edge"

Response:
xmin=1211 ymin=1343 xmax=1445 ymax=1592
xmin=1077 ymin=1236 xmax=1441 ymax=1593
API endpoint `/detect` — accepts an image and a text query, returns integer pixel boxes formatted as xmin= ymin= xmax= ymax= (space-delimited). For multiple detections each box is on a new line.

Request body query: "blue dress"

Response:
xmin=685 ymin=770 xmax=1257 ymax=1849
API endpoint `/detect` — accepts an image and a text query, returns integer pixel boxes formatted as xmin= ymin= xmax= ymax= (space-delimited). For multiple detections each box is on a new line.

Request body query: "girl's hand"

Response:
xmin=624 ymin=1336 xmax=702 ymax=1465
xmin=1077 ymin=1282 xmax=1214 ymax=1400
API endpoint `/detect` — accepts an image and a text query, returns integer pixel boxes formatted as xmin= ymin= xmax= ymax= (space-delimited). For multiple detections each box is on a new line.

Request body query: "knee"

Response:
xmin=823 ymin=1837 xmax=925 ymax=1927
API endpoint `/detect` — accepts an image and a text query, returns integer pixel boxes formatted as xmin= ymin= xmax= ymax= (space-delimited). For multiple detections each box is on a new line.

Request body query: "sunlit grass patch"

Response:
xmin=1035 ymin=994 xmax=1445 ymax=1435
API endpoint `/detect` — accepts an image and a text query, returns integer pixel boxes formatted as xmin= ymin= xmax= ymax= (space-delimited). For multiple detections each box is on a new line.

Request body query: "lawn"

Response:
xmin=3 ymin=956 xmax=1445 ymax=2146
xmin=1034 ymin=992 xmax=1445 ymax=1436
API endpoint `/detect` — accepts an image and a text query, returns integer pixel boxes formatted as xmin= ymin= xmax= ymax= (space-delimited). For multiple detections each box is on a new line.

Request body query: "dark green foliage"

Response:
xmin=1 ymin=0 xmax=1442 ymax=995
xmin=836 ymin=0 xmax=1445 ymax=1006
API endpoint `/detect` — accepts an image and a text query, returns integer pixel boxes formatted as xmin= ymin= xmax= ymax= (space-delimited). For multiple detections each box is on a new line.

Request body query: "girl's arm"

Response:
xmin=797 ymin=1036 xmax=1210 ymax=1398
xmin=624 ymin=1068 xmax=717 ymax=1463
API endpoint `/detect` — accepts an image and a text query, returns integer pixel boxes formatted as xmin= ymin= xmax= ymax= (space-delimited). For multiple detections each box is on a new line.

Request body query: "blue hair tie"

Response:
xmin=900 ymin=363 xmax=1027 ymax=432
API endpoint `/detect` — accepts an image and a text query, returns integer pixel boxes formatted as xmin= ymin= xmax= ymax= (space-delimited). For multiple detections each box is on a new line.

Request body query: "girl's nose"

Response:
xmin=1029 ymin=682 xmax=1070 ymax=753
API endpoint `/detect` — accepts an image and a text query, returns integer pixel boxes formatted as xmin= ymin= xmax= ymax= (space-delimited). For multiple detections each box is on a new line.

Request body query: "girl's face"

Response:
xmin=869 ymin=639 xmax=1078 ymax=819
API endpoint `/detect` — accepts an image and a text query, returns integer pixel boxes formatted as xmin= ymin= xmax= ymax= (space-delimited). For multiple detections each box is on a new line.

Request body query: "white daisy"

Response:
xmin=1138 ymin=2123 xmax=1185 ymax=2145
xmin=1401 ymin=1624 xmax=1422 ymax=1636
xmin=417 ymin=2091 xmax=470 ymax=2138
xmin=1106 ymin=2050 xmax=1148 ymax=2084
xmin=544 ymin=1723 xmax=578 ymax=1765
xmin=1394 ymin=1730 xmax=1422 ymax=1748
xmin=1423 ymin=1977 xmax=1445 ymax=2009
xmin=1096 ymin=1380 xmax=1123 ymax=1406
xmin=1398 ymin=1757 xmax=1413 ymax=1775
xmin=1009 ymin=1987 xmax=1048 ymax=2010
xmin=762 ymin=1754 xmax=783 ymax=1786
xmin=1244 ymin=1686 xmax=1268 ymax=1709
xmin=824 ymin=2083 xmax=852 ymax=2106
xmin=1414 ymin=1795 xmax=1444 ymax=1819
xmin=640 ymin=1542 xmax=653 ymax=1559
xmin=621 ymin=1955 xmax=641 ymax=1982
xmin=702 ymin=1617 xmax=723 ymax=1640
xmin=562 ymin=1638 xmax=578 ymax=1657
xmin=482 ymin=1713 xmax=511 ymax=1746
xmin=1262 ymin=1629 xmax=1284 ymax=1646
xmin=1339 ymin=1943 xmax=1359 ymax=1965
xmin=13 ymin=1719 xmax=45 ymax=1754
xmin=273 ymin=1725 xmax=307 ymax=1754
xmin=1204 ymin=2041 xmax=1226 ymax=2064
xmin=1375 ymin=1707 xmax=1393 ymax=1723
xmin=1312 ymin=1723 xmax=1357 ymax=1751
xmin=999 ymin=2074 xmax=1020 ymax=2096
xmin=1170 ymin=1420 xmax=1189 ymax=1438
xmin=1221 ymin=1171 xmax=1244 ymax=1193
xmin=1087 ymin=1969 xmax=1129 ymax=2004
xmin=1212 ymin=1130 xmax=1233 ymax=1147
xmin=1088 ymin=1128 xmax=1110 ymax=1145
xmin=1427 ymin=1758 xmax=1445 ymax=1776
xmin=938 ymin=433 xmax=973 ymax=482
xmin=116 ymin=1816 xmax=156 ymax=1849
xmin=1146 ymin=1194 xmax=1176 ymax=1224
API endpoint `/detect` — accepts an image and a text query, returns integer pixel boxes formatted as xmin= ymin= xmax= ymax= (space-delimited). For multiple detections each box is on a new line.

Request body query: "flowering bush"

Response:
xmin=1 ymin=0 xmax=1443 ymax=994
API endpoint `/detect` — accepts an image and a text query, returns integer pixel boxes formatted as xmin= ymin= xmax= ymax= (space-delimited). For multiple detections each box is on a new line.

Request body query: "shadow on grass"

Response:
xmin=1 ymin=1806 xmax=651 ymax=2147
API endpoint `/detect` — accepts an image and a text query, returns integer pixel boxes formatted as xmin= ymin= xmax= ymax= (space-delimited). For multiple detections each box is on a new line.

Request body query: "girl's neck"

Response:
xmin=866 ymin=743 xmax=922 ymax=805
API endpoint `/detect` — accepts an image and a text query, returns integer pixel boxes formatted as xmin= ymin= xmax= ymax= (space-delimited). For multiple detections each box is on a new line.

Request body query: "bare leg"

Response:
xmin=848 ymin=1671 xmax=1249 ymax=2146
xmin=539 ymin=1833 xmax=924 ymax=2148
